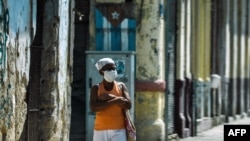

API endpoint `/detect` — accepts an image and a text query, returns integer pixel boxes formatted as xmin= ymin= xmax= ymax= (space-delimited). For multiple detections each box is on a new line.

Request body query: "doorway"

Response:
xmin=69 ymin=0 xmax=90 ymax=140
xmin=23 ymin=0 xmax=44 ymax=140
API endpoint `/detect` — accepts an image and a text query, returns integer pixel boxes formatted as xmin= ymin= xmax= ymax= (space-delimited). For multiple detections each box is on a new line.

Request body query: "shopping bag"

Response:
xmin=124 ymin=110 xmax=136 ymax=141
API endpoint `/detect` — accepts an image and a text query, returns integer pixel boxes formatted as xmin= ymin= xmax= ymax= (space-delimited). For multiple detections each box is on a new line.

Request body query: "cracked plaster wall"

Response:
xmin=135 ymin=0 xmax=166 ymax=141
xmin=0 ymin=0 xmax=34 ymax=140
xmin=39 ymin=0 xmax=72 ymax=141
xmin=0 ymin=0 xmax=73 ymax=141
xmin=136 ymin=0 xmax=165 ymax=80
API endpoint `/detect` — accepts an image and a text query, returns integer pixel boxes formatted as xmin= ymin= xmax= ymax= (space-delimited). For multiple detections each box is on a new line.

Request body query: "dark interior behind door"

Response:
xmin=70 ymin=0 xmax=89 ymax=140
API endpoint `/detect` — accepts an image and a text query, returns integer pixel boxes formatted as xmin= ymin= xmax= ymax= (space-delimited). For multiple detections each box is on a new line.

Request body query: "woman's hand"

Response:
xmin=116 ymin=97 xmax=130 ymax=109
xmin=98 ymin=94 xmax=117 ymax=101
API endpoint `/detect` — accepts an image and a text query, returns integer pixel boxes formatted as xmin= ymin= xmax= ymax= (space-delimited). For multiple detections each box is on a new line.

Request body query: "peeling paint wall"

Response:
xmin=39 ymin=0 xmax=73 ymax=141
xmin=135 ymin=0 xmax=166 ymax=140
xmin=0 ymin=0 xmax=35 ymax=140
xmin=136 ymin=0 xmax=164 ymax=80
xmin=0 ymin=0 xmax=73 ymax=141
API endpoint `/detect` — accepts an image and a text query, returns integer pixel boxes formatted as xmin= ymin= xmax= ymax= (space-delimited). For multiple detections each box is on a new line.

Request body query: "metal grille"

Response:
xmin=167 ymin=49 xmax=176 ymax=134
xmin=165 ymin=0 xmax=177 ymax=135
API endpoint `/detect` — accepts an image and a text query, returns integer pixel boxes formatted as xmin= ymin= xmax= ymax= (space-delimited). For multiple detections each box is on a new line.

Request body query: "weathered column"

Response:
xmin=223 ymin=0 xmax=231 ymax=121
xmin=239 ymin=0 xmax=247 ymax=116
xmin=215 ymin=0 xmax=227 ymax=124
xmin=0 ymin=1 xmax=33 ymax=141
xmin=193 ymin=0 xmax=205 ymax=121
xmin=191 ymin=0 xmax=212 ymax=132
xmin=175 ymin=0 xmax=191 ymax=137
xmin=39 ymin=1 xmax=72 ymax=140
xmin=238 ymin=0 xmax=247 ymax=116
xmin=176 ymin=0 xmax=186 ymax=135
xmin=228 ymin=0 xmax=238 ymax=119
xmin=203 ymin=0 xmax=211 ymax=119
xmin=183 ymin=0 xmax=192 ymax=136
xmin=135 ymin=0 xmax=165 ymax=140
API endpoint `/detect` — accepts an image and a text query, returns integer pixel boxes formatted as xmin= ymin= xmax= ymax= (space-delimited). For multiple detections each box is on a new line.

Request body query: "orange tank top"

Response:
xmin=94 ymin=81 xmax=125 ymax=130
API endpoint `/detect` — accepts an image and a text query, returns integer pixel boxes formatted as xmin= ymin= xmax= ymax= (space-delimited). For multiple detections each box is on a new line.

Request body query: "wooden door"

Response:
xmin=27 ymin=47 xmax=42 ymax=141
xmin=22 ymin=0 xmax=44 ymax=140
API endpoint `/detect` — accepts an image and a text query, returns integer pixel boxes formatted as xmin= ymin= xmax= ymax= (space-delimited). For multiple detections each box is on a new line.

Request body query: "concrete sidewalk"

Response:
xmin=179 ymin=117 xmax=250 ymax=141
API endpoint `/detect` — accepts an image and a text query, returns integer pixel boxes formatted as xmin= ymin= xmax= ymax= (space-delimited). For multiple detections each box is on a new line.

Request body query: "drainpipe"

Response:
xmin=164 ymin=0 xmax=177 ymax=140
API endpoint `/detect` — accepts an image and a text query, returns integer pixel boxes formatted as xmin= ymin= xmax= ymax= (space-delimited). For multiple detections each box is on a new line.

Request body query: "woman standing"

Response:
xmin=90 ymin=58 xmax=131 ymax=141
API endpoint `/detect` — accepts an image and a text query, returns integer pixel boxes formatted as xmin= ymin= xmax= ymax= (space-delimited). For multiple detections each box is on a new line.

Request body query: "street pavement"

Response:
xmin=179 ymin=116 xmax=250 ymax=141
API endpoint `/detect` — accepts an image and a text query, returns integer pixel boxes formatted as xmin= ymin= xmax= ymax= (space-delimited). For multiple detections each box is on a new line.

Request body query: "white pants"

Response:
xmin=93 ymin=129 xmax=126 ymax=141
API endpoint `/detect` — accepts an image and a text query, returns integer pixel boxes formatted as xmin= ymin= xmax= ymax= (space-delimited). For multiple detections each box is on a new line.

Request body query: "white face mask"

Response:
xmin=104 ymin=70 xmax=117 ymax=82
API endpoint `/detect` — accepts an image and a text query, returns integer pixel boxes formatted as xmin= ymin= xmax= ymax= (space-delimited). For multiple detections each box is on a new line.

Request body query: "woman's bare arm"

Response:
xmin=89 ymin=84 xmax=124 ymax=112
xmin=118 ymin=82 xmax=132 ymax=110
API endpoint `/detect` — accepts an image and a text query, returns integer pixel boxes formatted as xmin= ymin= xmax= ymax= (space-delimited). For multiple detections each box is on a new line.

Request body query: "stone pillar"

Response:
xmin=135 ymin=0 xmax=165 ymax=140
xmin=39 ymin=1 xmax=72 ymax=140
xmin=175 ymin=79 xmax=186 ymax=138
xmin=238 ymin=0 xmax=247 ymax=116
xmin=135 ymin=84 xmax=165 ymax=141
xmin=228 ymin=0 xmax=238 ymax=119
xmin=224 ymin=0 xmax=231 ymax=122
xmin=174 ymin=0 xmax=188 ymax=137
